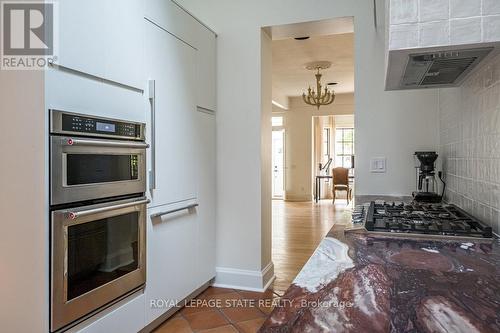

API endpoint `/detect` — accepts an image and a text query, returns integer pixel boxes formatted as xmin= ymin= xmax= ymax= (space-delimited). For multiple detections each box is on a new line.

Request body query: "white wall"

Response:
xmin=335 ymin=114 xmax=355 ymax=128
xmin=260 ymin=30 xmax=273 ymax=271
xmin=282 ymin=102 xmax=313 ymax=201
xmin=0 ymin=71 xmax=48 ymax=332
xmin=177 ymin=0 xmax=440 ymax=288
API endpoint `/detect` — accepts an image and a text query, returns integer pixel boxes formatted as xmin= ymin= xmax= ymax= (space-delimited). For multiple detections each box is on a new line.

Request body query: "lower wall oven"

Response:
xmin=51 ymin=197 xmax=148 ymax=332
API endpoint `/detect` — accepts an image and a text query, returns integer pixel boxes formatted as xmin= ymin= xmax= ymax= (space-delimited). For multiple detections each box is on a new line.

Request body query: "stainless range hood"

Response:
xmin=385 ymin=0 xmax=500 ymax=91
xmin=400 ymin=47 xmax=493 ymax=89
xmin=385 ymin=43 xmax=500 ymax=91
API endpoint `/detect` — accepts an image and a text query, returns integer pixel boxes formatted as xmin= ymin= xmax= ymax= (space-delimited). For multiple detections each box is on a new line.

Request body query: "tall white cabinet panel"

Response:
xmin=195 ymin=25 xmax=217 ymax=111
xmin=57 ymin=0 xmax=107 ymax=77
xmin=57 ymin=0 xmax=144 ymax=89
xmin=144 ymin=0 xmax=197 ymax=47
xmin=145 ymin=21 xmax=198 ymax=207
xmin=145 ymin=203 xmax=199 ymax=324
xmin=103 ymin=0 xmax=145 ymax=89
xmin=195 ymin=111 xmax=216 ymax=281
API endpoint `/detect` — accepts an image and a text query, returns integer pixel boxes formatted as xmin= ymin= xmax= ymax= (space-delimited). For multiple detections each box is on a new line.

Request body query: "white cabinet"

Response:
xmin=57 ymin=0 xmax=107 ymax=77
xmin=103 ymin=0 xmax=144 ymax=88
xmin=145 ymin=20 xmax=198 ymax=207
xmin=195 ymin=26 xmax=217 ymax=111
xmin=57 ymin=0 xmax=144 ymax=89
xmin=195 ymin=110 xmax=216 ymax=281
xmin=145 ymin=202 xmax=199 ymax=324
xmin=144 ymin=0 xmax=198 ymax=47
xmin=145 ymin=0 xmax=216 ymax=110
xmin=143 ymin=112 xmax=216 ymax=326
xmin=69 ymin=293 xmax=145 ymax=333
xmin=142 ymin=10 xmax=217 ymax=328
xmin=45 ymin=68 xmax=145 ymax=123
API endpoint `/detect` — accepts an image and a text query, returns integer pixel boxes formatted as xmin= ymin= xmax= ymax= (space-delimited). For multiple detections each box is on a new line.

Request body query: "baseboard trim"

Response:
xmin=213 ymin=262 xmax=275 ymax=292
xmin=284 ymin=194 xmax=312 ymax=202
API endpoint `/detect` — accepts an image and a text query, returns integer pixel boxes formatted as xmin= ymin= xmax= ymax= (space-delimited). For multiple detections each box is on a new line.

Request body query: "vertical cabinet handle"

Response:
xmin=148 ymin=79 xmax=156 ymax=190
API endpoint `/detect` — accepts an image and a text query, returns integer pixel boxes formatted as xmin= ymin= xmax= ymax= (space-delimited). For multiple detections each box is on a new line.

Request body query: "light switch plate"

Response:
xmin=370 ymin=157 xmax=387 ymax=173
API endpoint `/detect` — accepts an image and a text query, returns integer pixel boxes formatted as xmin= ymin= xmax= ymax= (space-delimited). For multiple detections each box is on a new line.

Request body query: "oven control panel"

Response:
xmin=53 ymin=111 xmax=145 ymax=140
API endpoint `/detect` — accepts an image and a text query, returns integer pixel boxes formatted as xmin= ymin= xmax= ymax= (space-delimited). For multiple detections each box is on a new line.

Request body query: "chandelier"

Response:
xmin=302 ymin=62 xmax=335 ymax=109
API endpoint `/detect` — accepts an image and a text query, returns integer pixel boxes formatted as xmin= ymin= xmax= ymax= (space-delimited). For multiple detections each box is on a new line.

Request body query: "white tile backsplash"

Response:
xmin=483 ymin=15 xmax=500 ymax=41
xmin=420 ymin=21 xmax=450 ymax=46
xmin=390 ymin=23 xmax=420 ymax=49
xmin=483 ymin=0 xmax=500 ymax=15
xmin=389 ymin=0 xmax=500 ymax=49
xmin=391 ymin=0 xmax=419 ymax=24
xmin=450 ymin=0 xmax=481 ymax=18
xmin=419 ymin=0 xmax=449 ymax=22
xmin=439 ymin=54 xmax=500 ymax=234
xmin=450 ymin=17 xmax=482 ymax=44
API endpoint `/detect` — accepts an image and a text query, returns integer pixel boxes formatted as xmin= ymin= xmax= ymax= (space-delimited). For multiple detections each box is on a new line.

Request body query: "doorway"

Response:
xmin=272 ymin=129 xmax=285 ymax=199
xmin=264 ymin=16 xmax=355 ymax=294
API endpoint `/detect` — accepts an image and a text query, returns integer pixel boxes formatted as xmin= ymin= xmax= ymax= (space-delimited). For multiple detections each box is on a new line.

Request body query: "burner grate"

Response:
xmin=365 ymin=201 xmax=492 ymax=238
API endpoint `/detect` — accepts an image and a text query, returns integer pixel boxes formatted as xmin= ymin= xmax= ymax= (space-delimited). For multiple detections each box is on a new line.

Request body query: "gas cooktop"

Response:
xmin=363 ymin=201 xmax=493 ymax=239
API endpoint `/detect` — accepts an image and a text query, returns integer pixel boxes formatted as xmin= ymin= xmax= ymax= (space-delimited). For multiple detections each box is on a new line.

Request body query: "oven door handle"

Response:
xmin=63 ymin=138 xmax=150 ymax=149
xmin=66 ymin=198 xmax=150 ymax=220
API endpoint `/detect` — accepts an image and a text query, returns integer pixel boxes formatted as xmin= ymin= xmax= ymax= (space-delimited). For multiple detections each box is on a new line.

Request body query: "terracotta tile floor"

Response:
xmin=154 ymin=201 xmax=349 ymax=332
xmin=154 ymin=287 xmax=279 ymax=333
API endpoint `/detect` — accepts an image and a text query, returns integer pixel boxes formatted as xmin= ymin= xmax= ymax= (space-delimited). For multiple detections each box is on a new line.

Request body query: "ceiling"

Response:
xmin=267 ymin=16 xmax=354 ymax=40
xmin=272 ymin=32 xmax=354 ymax=105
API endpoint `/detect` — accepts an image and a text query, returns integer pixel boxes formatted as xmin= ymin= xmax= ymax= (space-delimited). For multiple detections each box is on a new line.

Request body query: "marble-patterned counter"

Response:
xmin=259 ymin=215 xmax=500 ymax=332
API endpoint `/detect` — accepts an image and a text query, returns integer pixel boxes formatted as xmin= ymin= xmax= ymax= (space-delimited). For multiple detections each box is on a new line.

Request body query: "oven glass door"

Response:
xmin=65 ymin=153 xmax=139 ymax=186
xmin=50 ymin=136 xmax=148 ymax=205
xmin=66 ymin=210 xmax=139 ymax=300
xmin=51 ymin=197 xmax=148 ymax=332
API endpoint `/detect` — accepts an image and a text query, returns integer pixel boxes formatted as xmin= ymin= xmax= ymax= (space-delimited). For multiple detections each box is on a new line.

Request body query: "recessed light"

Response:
xmin=294 ymin=36 xmax=310 ymax=40
xmin=327 ymin=82 xmax=338 ymax=86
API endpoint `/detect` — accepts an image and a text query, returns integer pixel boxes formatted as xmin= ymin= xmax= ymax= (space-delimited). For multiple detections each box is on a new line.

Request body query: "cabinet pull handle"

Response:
xmin=148 ymin=79 xmax=156 ymax=190
xmin=150 ymin=203 xmax=199 ymax=219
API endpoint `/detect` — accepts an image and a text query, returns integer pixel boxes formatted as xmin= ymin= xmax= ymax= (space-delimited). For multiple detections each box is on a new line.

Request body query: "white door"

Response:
xmin=272 ymin=130 xmax=284 ymax=198
xmin=144 ymin=21 xmax=198 ymax=208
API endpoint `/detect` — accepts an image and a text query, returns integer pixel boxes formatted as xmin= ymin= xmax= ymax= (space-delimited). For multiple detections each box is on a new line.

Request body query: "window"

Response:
xmin=335 ymin=128 xmax=354 ymax=168
xmin=271 ymin=116 xmax=283 ymax=127
xmin=322 ymin=128 xmax=331 ymax=158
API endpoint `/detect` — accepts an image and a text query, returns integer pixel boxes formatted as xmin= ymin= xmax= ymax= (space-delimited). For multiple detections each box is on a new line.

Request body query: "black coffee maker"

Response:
xmin=412 ymin=151 xmax=446 ymax=203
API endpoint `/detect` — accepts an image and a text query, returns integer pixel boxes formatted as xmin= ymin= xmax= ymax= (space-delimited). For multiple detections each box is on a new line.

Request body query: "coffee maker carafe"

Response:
xmin=412 ymin=151 xmax=445 ymax=203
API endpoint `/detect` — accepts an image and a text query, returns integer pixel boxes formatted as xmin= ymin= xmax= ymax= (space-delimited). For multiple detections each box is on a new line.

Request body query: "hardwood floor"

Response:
xmin=270 ymin=199 xmax=353 ymax=294
xmin=154 ymin=199 xmax=353 ymax=332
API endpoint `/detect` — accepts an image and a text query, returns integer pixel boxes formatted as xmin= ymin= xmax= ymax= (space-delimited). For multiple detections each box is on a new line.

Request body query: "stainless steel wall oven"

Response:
xmin=50 ymin=110 xmax=147 ymax=205
xmin=49 ymin=110 xmax=149 ymax=332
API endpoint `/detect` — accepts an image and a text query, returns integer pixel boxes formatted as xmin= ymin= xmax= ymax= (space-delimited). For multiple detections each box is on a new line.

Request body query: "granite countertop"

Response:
xmin=259 ymin=199 xmax=500 ymax=333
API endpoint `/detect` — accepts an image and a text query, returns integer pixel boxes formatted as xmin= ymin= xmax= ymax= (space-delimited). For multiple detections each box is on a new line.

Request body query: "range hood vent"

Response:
xmin=401 ymin=47 xmax=493 ymax=89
